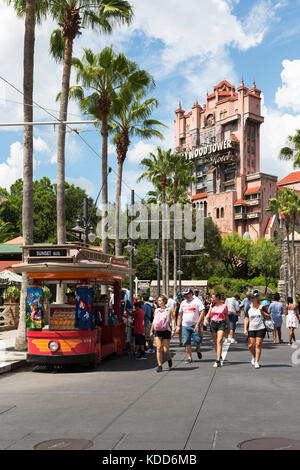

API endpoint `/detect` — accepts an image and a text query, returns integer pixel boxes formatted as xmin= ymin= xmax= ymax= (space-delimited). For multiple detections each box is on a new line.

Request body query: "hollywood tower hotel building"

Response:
xmin=174 ymin=80 xmax=277 ymax=240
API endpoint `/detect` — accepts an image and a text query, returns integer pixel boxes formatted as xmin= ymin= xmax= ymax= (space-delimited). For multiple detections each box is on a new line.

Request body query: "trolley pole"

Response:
xmin=130 ymin=190 xmax=135 ymax=307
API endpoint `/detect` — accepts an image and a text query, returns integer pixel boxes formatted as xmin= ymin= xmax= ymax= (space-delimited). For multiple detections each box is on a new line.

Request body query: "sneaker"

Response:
xmin=197 ymin=351 xmax=202 ymax=360
xmin=137 ymin=355 xmax=147 ymax=360
xmin=168 ymin=359 xmax=173 ymax=368
xmin=145 ymin=348 xmax=154 ymax=354
xmin=254 ymin=362 xmax=260 ymax=369
xmin=251 ymin=357 xmax=255 ymax=366
xmin=156 ymin=365 xmax=163 ymax=372
xmin=230 ymin=339 xmax=237 ymax=344
xmin=220 ymin=359 xmax=224 ymax=366
xmin=185 ymin=358 xmax=192 ymax=364
xmin=213 ymin=360 xmax=221 ymax=368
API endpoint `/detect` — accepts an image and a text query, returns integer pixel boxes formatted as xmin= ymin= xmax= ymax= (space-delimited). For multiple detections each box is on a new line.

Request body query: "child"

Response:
xmin=132 ymin=301 xmax=147 ymax=360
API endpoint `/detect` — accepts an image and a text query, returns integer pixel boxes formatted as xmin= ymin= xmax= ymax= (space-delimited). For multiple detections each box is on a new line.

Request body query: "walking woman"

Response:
xmin=150 ymin=295 xmax=175 ymax=372
xmin=243 ymin=292 xmax=270 ymax=369
xmin=269 ymin=293 xmax=284 ymax=344
xmin=174 ymin=292 xmax=184 ymax=346
xmin=203 ymin=293 xmax=230 ymax=367
xmin=285 ymin=297 xmax=299 ymax=345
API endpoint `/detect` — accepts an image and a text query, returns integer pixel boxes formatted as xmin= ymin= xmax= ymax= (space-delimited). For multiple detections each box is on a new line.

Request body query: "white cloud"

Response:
xmin=0 ymin=141 xmax=40 ymax=190
xmin=33 ymin=136 xmax=50 ymax=153
xmin=66 ymin=177 xmax=95 ymax=196
xmin=275 ymin=59 xmax=300 ymax=112
xmin=260 ymin=101 xmax=299 ymax=179
xmin=127 ymin=141 xmax=157 ymax=163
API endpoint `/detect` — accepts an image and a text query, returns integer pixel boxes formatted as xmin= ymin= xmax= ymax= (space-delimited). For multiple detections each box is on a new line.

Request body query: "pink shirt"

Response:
xmin=211 ymin=304 xmax=228 ymax=322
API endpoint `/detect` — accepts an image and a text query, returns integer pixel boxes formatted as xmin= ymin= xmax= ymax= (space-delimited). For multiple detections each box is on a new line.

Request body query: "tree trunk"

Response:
xmin=166 ymin=238 xmax=169 ymax=297
xmin=173 ymin=237 xmax=177 ymax=297
xmin=115 ymin=155 xmax=124 ymax=256
xmin=101 ymin=113 xmax=109 ymax=255
xmin=292 ymin=222 xmax=296 ymax=303
xmin=161 ymin=177 xmax=167 ymax=295
xmin=56 ymin=36 xmax=73 ymax=303
xmin=15 ymin=0 xmax=36 ymax=351
xmin=286 ymin=222 xmax=292 ymax=299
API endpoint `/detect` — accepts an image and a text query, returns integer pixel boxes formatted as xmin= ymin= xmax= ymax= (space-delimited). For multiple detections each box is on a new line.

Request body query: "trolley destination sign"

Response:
xmin=29 ymin=248 xmax=68 ymax=258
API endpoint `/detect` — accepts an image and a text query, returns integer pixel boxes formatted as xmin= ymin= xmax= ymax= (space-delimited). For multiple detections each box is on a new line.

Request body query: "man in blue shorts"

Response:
xmin=176 ymin=289 xmax=205 ymax=364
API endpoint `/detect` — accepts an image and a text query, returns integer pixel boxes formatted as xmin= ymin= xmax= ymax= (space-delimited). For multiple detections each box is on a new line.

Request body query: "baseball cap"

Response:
xmin=149 ymin=297 xmax=154 ymax=301
xmin=183 ymin=289 xmax=193 ymax=295
xmin=261 ymin=300 xmax=270 ymax=306
xmin=250 ymin=292 xmax=260 ymax=299
xmin=177 ymin=292 xmax=182 ymax=296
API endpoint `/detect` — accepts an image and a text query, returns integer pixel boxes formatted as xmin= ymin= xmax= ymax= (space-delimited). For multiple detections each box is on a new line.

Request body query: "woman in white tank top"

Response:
xmin=285 ymin=297 xmax=299 ymax=345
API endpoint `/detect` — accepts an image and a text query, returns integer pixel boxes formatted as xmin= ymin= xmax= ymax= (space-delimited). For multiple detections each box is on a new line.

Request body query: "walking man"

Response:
xmin=225 ymin=295 xmax=239 ymax=343
xmin=176 ymin=289 xmax=205 ymax=364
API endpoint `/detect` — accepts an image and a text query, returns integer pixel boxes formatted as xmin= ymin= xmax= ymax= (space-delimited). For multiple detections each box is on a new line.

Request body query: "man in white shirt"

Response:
xmin=193 ymin=289 xmax=204 ymax=304
xmin=176 ymin=289 xmax=205 ymax=364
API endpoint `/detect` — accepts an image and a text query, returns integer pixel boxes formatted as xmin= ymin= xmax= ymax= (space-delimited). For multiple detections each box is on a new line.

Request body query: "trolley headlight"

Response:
xmin=48 ymin=341 xmax=60 ymax=353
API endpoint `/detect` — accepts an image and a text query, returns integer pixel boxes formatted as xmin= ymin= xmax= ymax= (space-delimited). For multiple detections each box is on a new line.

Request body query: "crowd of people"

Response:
xmin=120 ymin=289 xmax=300 ymax=372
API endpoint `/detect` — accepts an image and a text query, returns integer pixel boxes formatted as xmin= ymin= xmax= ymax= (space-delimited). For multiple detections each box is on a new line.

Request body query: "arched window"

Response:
xmin=221 ymin=208 xmax=224 ymax=218
xmin=206 ymin=114 xmax=214 ymax=126
xmin=216 ymin=208 xmax=220 ymax=218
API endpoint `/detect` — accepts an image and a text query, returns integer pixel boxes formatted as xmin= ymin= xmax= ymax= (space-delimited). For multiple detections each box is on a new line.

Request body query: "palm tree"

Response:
xmin=279 ymin=129 xmax=300 ymax=168
xmin=168 ymin=153 xmax=196 ymax=296
xmin=109 ymin=89 xmax=165 ymax=257
xmin=7 ymin=0 xmax=49 ymax=350
xmin=67 ymin=46 xmax=154 ymax=254
xmin=138 ymin=148 xmax=174 ymax=295
xmin=266 ymin=189 xmax=294 ymax=300
xmin=49 ymin=0 xmax=133 ymax=248
xmin=284 ymin=188 xmax=300 ymax=303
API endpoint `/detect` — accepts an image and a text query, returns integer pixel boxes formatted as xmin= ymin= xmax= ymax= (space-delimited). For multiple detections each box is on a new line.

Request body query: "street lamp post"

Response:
xmin=154 ymin=241 xmax=161 ymax=298
xmin=177 ymin=240 xmax=183 ymax=293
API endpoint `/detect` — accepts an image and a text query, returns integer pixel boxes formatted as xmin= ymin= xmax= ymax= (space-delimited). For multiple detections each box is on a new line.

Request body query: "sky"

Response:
xmin=1 ymin=0 xmax=300 ymax=208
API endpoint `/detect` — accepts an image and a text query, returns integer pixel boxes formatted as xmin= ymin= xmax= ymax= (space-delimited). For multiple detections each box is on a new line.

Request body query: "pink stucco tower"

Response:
xmin=174 ymin=79 xmax=278 ymax=240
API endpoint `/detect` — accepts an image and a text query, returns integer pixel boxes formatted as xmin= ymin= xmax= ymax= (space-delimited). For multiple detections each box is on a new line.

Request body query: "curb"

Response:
xmin=0 ymin=359 xmax=27 ymax=375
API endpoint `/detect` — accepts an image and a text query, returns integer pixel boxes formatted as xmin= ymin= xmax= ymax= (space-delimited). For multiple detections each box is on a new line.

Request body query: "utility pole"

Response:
xmin=130 ymin=190 xmax=135 ymax=308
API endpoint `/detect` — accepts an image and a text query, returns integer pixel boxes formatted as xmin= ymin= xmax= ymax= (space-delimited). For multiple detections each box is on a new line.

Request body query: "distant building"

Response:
xmin=174 ymin=79 xmax=278 ymax=240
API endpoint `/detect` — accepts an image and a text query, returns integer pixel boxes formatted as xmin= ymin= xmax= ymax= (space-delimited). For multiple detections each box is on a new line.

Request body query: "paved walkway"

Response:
xmin=0 ymin=321 xmax=300 ymax=450
xmin=0 ymin=330 xmax=27 ymax=374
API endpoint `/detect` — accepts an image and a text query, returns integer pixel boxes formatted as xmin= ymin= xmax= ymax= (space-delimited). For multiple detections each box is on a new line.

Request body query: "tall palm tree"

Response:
xmin=266 ymin=189 xmax=294 ymax=299
xmin=67 ymin=46 xmax=153 ymax=254
xmin=169 ymin=153 xmax=196 ymax=296
xmin=49 ymin=0 xmax=133 ymax=248
xmin=284 ymin=188 xmax=300 ymax=303
xmin=138 ymin=148 xmax=173 ymax=295
xmin=109 ymin=89 xmax=165 ymax=257
xmin=7 ymin=0 xmax=49 ymax=350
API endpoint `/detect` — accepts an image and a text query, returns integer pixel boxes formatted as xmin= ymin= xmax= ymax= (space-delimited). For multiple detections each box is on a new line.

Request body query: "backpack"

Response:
xmin=226 ymin=297 xmax=236 ymax=315
xmin=153 ymin=308 xmax=170 ymax=331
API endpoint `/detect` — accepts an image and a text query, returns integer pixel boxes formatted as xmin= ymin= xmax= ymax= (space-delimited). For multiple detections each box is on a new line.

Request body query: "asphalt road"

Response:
xmin=0 ymin=322 xmax=300 ymax=451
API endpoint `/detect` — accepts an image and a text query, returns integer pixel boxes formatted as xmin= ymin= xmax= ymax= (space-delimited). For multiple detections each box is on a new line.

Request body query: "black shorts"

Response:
xmin=134 ymin=334 xmax=145 ymax=346
xmin=210 ymin=320 xmax=227 ymax=333
xmin=154 ymin=330 xmax=171 ymax=340
xmin=248 ymin=329 xmax=266 ymax=339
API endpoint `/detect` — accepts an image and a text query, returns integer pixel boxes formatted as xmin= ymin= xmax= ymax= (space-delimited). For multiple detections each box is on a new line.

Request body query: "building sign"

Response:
xmin=110 ymin=257 xmax=130 ymax=267
xmin=29 ymin=249 xmax=67 ymax=257
xmin=184 ymin=139 xmax=233 ymax=160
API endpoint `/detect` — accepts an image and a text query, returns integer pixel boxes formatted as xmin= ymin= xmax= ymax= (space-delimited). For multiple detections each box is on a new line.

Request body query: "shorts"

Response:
xmin=210 ymin=320 xmax=227 ymax=333
xmin=144 ymin=324 xmax=151 ymax=341
xmin=154 ymin=330 xmax=171 ymax=340
xmin=182 ymin=325 xmax=202 ymax=346
xmin=248 ymin=329 xmax=266 ymax=339
xmin=134 ymin=334 xmax=145 ymax=346
xmin=229 ymin=314 xmax=238 ymax=330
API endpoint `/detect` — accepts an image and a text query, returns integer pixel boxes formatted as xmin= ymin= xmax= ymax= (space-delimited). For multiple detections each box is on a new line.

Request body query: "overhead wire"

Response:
xmin=0 ymin=74 xmax=145 ymax=202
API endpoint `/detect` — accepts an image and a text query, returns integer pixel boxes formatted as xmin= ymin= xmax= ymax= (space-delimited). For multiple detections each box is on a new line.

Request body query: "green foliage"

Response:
xmin=248 ymin=238 xmax=281 ymax=288
xmin=0 ymin=178 xmax=96 ymax=243
xmin=42 ymin=286 xmax=52 ymax=300
xmin=221 ymin=232 xmax=253 ymax=279
xmin=3 ymin=286 xmax=20 ymax=300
